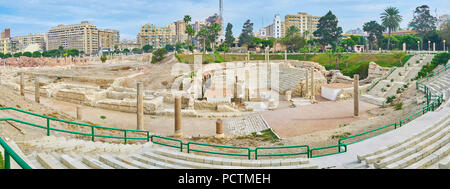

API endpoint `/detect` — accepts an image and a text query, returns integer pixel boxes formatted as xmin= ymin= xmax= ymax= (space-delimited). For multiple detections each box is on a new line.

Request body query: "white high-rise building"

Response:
xmin=273 ymin=14 xmax=282 ymax=39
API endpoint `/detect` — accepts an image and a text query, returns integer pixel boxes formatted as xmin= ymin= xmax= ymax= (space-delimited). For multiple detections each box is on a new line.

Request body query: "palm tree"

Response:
xmin=183 ymin=15 xmax=194 ymax=48
xmin=380 ymin=7 xmax=402 ymax=50
xmin=197 ymin=28 xmax=209 ymax=53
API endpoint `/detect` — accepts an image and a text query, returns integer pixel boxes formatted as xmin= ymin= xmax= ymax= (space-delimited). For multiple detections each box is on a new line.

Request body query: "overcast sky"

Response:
xmin=0 ymin=0 xmax=448 ymax=40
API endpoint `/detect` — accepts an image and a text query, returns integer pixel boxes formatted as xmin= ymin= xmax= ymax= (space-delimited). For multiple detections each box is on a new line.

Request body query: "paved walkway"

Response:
xmin=261 ymin=99 xmax=377 ymax=138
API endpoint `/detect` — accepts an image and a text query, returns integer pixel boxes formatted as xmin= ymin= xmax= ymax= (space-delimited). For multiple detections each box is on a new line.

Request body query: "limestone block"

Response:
xmin=217 ymin=104 xmax=239 ymax=112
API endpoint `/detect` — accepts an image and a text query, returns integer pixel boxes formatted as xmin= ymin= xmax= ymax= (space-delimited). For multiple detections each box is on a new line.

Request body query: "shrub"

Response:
xmin=381 ymin=88 xmax=386 ymax=92
xmin=394 ymin=102 xmax=403 ymax=110
xmin=100 ymin=55 xmax=107 ymax=63
xmin=386 ymin=96 xmax=396 ymax=104
xmin=151 ymin=48 xmax=168 ymax=63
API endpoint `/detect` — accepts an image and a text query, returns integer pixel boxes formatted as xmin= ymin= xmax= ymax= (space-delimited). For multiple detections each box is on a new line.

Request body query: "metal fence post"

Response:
xmin=4 ymin=150 xmax=10 ymax=169
xmin=46 ymin=118 xmax=50 ymax=136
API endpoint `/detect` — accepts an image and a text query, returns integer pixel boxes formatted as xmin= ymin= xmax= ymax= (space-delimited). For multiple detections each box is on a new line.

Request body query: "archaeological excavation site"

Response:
xmin=1 ymin=51 xmax=449 ymax=169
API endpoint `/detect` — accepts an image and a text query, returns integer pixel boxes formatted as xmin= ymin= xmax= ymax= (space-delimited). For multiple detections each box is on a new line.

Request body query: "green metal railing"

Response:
xmin=0 ymin=137 xmax=32 ymax=169
xmin=0 ymin=107 xmax=150 ymax=144
xmin=255 ymin=145 xmax=310 ymax=159
xmin=187 ymin=142 xmax=252 ymax=160
xmin=366 ymin=67 xmax=397 ymax=92
xmin=310 ymin=144 xmax=347 ymax=158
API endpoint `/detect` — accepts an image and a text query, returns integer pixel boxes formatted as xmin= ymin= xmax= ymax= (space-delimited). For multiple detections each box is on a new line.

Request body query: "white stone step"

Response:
xmin=130 ymin=154 xmax=187 ymax=169
xmin=375 ymin=132 xmax=449 ymax=169
xmin=36 ymin=153 xmax=66 ymax=169
xmin=115 ymin=155 xmax=161 ymax=169
xmin=406 ymin=143 xmax=449 ymax=169
xmin=60 ymin=154 xmax=90 ymax=169
xmin=386 ymin=136 xmax=449 ymax=169
xmin=438 ymin=155 xmax=450 ymax=169
xmin=362 ymin=119 xmax=449 ymax=164
xmin=98 ymin=155 xmax=139 ymax=169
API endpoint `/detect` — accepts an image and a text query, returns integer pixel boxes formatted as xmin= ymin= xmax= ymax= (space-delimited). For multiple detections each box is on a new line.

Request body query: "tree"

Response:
xmin=363 ymin=21 xmax=385 ymax=50
xmin=399 ymin=34 xmax=422 ymax=50
xmin=185 ymin=25 xmax=195 ymax=47
xmin=197 ymin=28 xmax=209 ymax=53
xmin=183 ymin=15 xmax=191 ymax=24
xmin=300 ymin=47 xmax=309 ymax=60
xmin=207 ymin=22 xmax=222 ymax=52
xmin=13 ymin=52 xmax=22 ymax=57
xmin=440 ymin=22 xmax=450 ymax=49
xmin=100 ymin=55 xmax=107 ymax=63
xmin=335 ymin=46 xmax=344 ymax=70
xmin=165 ymin=44 xmax=175 ymax=52
xmin=381 ymin=7 xmax=402 ymax=50
xmin=303 ymin=30 xmax=311 ymax=40
xmin=122 ymin=48 xmax=130 ymax=54
xmin=152 ymin=48 xmax=168 ymax=63
xmin=285 ymin=26 xmax=300 ymax=38
xmin=260 ymin=38 xmax=275 ymax=49
xmin=0 ymin=52 xmax=4 ymax=59
xmin=142 ymin=45 xmax=153 ymax=53
xmin=340 ymin=38 xmax=356 ymax=51
xmin=313 ymin=11 xmax=343 ymax=50
xmin=58 ymin=46 xmax=65 ymax=57
xmin=409 ymin=5 xmax=437 ymax=38
xmin=225 ymin=23 xmax=235 ymax=47
xmin=238 ymin=19 xmax=254 ymax=48
xmin=381 ymin=36 xmax=400 ymax=50
xmin=281 ymin=35 xmax=306 ymax=52
xmin=32 ymin=51 xmax=42 ymax=58
xmin=281 ymin=26 xmax=305 ymax=52
xmin=114 ymin=45 xmax=119 ymax=54
xmin=325 ymin=49 xmax=334 ymax=66
xmin=66 ymin=49 xmax=79 ymax=57
xmin=132 ymin=48 xmax=142 ymax=54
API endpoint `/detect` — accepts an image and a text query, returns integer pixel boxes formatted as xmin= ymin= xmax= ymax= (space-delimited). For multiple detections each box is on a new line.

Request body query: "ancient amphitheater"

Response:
xmin=0 ymin=52 xmax=448 ymax=169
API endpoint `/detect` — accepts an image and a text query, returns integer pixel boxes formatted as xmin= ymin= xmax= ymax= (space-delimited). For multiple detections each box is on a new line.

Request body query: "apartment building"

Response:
xmin=137 ymin=23 xmax=176 ymax=48
xmin=284 ymin=12 xmax=321 ymax=37
xmin=98 ymin=29 xmax=115 ymax=50
xmin=0 ymin=38 xmax=11 ymax=54
xmin=46 ymin=21 xmax=99 ymax=54
xmin=12 ymin=33 xmax=46 ymax=51
xmin=174 ymin=20 xmax=188 ymax=43
xmin=1 ymin=28 xmax=10 ymax=39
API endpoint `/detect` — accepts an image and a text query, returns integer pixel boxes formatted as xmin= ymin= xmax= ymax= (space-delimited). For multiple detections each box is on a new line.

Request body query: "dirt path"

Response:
xmin=261 ymin=99 xmax=377 ymax=138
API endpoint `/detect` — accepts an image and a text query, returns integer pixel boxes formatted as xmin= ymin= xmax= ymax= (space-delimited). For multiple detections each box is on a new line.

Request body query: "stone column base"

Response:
xmin=173 ymin=131 xmax=183 ymax=138
xmin=215 ymin=134 xmax=225 ymax=139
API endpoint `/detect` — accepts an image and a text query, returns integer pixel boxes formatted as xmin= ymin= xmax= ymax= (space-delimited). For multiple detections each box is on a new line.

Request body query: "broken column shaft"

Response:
xmin=354 ymin=74 xmax=360 ymax=117
xmin=137 ymin=82 xmax=144 ymax=130
xmin=34 ymin=75 xmax=40 ymax=103
xmin=174 ymin=96 xmax=182 ymax=137
xmin=20 ymin=72 xmax=24 ymax=96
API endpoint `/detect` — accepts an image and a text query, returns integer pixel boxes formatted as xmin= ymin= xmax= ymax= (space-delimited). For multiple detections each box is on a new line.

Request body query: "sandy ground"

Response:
xmin=261 ymin=98 xmax=377 ymax=138
xmin=0 ymin=55 xmax=428 ymax=158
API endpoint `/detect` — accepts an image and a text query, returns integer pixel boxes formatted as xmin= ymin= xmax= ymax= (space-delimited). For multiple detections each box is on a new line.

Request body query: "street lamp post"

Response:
xmin=444 ymin=40 xmax=447 ymax=52
xmin=428 ymin=41 xmax=431 ymax=53
xmin=417 ymin=41 xmax=420 ymax=52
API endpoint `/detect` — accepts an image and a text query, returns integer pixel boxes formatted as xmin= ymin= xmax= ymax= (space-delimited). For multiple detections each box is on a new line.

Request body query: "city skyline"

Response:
xmin=0 ymin=0 xmax=449 ymax=40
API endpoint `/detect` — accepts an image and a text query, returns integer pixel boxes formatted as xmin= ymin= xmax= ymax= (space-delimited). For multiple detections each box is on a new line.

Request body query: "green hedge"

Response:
xmin=416 ymin=52 xmax=449 ymax=79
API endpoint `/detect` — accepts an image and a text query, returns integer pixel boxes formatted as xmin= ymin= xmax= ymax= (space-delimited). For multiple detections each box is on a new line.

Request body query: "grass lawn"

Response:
xmin=0 ymin=152 xmax=4 ymax=169
xmin=176 ymin=52 xmax=412 ymax=79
